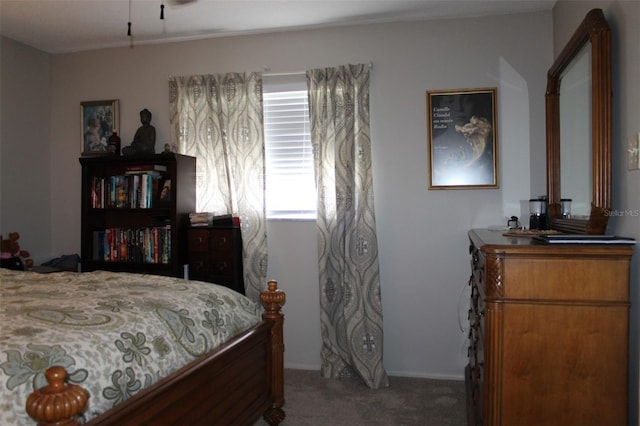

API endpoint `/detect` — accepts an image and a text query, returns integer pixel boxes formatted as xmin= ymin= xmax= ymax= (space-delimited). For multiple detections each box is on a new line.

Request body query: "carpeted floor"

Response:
xmin=255 ymin=369 xmax=466 ymax=426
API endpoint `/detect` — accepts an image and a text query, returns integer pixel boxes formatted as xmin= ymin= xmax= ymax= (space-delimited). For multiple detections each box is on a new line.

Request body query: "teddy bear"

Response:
xmin=1 ymin=232 xmax=34 ymax=270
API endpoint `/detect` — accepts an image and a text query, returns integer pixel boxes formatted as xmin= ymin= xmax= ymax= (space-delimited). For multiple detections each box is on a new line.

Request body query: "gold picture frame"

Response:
xmin=427 ymin=88 xmax=498 ymax=189
xmin=81 ymin=99 xmax=119 ymax=156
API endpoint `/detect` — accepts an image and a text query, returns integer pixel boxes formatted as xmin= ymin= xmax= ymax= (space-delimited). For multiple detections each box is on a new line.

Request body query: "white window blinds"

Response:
xmin=263 ymin=75 xmax=316 ymax=219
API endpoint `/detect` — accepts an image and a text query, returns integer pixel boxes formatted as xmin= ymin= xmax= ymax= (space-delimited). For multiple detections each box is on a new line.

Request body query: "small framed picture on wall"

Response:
xmin=81 ymin=99 xmax=119 ymax=156
xmin=426 ymin=88 xmax=498 ymax=189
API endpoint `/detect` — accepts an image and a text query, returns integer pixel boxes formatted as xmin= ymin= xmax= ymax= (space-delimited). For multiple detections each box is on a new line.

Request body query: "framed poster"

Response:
xmin=427 ymin=88 xmax=498 ymax=189
xmin=81 ymin=99 xmax=119 ymax=155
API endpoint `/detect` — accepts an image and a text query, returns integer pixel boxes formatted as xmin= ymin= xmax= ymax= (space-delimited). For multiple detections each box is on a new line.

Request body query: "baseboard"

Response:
xmin=384 ymin=370 xmax=464 ymax=381
xmin=284 ymin=363 xmax=464 ymax=381
xmin=284 ymin=362 xmax=321 ymax=371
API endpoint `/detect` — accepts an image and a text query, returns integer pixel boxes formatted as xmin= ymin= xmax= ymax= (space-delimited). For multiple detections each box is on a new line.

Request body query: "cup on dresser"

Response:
xmin=561 ymin=198 xmax=572 ymax=218
xmin=529 ymin=198 xmax=545 ymax=230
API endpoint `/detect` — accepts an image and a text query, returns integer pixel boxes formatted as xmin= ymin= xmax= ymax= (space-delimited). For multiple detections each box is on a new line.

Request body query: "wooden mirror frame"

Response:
xmin=545 ymin=8 xmax=611 ymax=234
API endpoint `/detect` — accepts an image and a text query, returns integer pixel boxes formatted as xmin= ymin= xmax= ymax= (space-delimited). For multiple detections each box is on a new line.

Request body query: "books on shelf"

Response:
xmin=532 ymin=234 xmax=636 ymax=245
xmin=90 ymin=173 xmax=165 ymax=209
xmin=92 ymin=226 xmax=171 ymax=264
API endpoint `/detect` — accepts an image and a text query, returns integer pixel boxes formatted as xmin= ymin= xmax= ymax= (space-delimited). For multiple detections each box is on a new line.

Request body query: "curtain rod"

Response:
xmin=263 ymin=70 xmax=305 ymax=77
xmin=263 ymin=62 xmax=373 ymax=77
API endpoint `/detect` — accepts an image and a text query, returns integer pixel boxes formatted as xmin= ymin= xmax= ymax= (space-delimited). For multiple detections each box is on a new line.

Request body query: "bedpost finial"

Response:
xmin=260 ymin=280 xmax=286 ymax=317
xmin=26 ymin=366 xmax=89 ymax=426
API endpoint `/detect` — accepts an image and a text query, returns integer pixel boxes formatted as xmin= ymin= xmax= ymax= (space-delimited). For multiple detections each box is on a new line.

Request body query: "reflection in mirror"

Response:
xmin=559 ymin=43 xmax=591 ymax=218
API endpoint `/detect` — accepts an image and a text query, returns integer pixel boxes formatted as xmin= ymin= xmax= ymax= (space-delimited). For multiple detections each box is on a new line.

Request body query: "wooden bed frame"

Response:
xmin=25 ymin=280 xmax=286 ymax=426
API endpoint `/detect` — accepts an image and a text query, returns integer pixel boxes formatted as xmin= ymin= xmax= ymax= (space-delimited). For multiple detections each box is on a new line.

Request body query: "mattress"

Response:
xmin=0 ymin=269 xmax=261 ymax=424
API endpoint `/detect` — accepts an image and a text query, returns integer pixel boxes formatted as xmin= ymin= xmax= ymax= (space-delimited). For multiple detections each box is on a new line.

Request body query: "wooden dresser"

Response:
xmin=466 ymin=229 xmax=633 ymax=426
xmin=187 ymin=226 xmax=244 ymax=295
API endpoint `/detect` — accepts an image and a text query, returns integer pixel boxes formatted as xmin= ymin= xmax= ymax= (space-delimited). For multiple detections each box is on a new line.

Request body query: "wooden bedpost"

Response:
xmin=260 ymin=279 xmax=286 ymax=426
xmin=25 ymin=365 xmax=89 ymax=426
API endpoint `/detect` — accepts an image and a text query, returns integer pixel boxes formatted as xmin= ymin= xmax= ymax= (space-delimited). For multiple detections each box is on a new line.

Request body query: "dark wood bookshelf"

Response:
xmin=80 ymin=153 xmax=196 ymax=277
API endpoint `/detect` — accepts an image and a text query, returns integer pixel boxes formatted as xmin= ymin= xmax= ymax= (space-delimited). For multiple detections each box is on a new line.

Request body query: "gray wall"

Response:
xmin=0 ymin=37 xmax=52 ymax=264
xmin=4 ymin=7 xmax=636 ymax=419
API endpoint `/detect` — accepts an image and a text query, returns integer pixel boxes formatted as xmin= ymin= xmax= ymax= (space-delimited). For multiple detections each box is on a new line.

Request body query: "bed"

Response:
xmin=0 ymin=268 xmax=285 ymax=425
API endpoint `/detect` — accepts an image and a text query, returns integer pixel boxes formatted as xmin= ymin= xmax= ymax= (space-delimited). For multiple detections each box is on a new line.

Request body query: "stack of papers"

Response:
xmin=188 ymin=213 xmax=239 ymax=227
xmin=532 ymin=235 xmax=636 ymax=245
xmin=189 ymin=212 xmax=215 ymax=226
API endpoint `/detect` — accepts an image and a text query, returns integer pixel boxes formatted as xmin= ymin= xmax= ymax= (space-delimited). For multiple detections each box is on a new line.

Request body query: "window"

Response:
xmin=263 ymin=75 xmax=316 ymax=219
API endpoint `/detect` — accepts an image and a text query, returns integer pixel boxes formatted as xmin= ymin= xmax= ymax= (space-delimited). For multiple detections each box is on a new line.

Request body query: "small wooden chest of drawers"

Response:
xmin=187 ymin=226 xmax=244 ymax=294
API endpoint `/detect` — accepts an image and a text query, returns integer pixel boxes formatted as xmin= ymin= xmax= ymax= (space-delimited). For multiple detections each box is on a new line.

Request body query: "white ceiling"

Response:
xmin=0 ymin=0 xmax=555 ymax=54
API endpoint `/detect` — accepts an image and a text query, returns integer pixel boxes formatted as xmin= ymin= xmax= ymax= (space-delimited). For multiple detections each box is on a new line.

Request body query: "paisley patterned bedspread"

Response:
xmin=0 ymin=269 xmax=262 ymax=425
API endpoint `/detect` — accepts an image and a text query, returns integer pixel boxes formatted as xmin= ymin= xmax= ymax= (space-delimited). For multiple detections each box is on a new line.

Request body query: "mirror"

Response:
xmin=560 ymin=43 xmax=592 ymax=217
xmin=545 ymin=8 xmax=611 ymax=234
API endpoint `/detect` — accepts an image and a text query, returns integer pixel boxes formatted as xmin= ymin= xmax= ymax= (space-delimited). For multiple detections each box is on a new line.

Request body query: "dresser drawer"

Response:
xmin=188 ymin=229 xmax=210 ymax=252
xmin=189 ymin=258 xmax=233 ymax=281
xmin=469 ymin=245 xmax=484 ymax=287
xmin=211 ymin=257 xmax=233 ymax=276
xmin=188 ymin=253 xmax=209 ymax=277
xmin=188 ymin=229 xmax=235 ymax=253
xmin=209 ymin=229 xmax=234 ymax=253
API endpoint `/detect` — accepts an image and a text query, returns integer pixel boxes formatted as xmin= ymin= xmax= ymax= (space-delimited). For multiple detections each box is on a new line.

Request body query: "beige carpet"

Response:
xmin=255 ymin=369 xmax=466 ymax=426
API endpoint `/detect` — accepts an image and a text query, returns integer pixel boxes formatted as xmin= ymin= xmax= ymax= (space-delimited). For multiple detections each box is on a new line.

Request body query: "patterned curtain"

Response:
xmin=168 ymin=73 xmax=267 ymax=301
xmin=307 ymin=64 xmax=389 ymax=389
